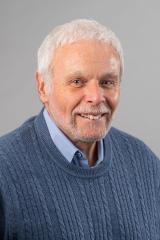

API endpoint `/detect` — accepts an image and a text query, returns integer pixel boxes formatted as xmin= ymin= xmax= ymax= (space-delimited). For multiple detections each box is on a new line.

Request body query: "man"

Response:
xmin=0 ymin=19 xmax=159 ymax=239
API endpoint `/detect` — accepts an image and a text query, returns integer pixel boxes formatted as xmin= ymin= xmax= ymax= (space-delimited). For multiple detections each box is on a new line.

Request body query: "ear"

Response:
xmin=35 ymin=72 xmax=49 ymax=104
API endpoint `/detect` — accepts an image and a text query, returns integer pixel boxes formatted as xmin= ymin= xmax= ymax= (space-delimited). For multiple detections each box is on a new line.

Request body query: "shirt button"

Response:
xmin=77 ymin=151 xmax=82 ymax=158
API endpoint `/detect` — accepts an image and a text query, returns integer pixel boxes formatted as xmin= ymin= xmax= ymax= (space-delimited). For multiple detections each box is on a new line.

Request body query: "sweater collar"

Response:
xmin=34 ymin=109 xmax=112 ymax=178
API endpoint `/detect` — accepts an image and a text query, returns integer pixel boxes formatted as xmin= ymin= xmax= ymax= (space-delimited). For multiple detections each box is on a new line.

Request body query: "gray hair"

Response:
xmin=37 ymin=19 xmax=124 ymax=85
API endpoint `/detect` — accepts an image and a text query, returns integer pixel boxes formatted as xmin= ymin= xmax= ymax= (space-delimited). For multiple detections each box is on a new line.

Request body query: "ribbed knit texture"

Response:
xmin=0 ymin=110 xmax=160 ymax=240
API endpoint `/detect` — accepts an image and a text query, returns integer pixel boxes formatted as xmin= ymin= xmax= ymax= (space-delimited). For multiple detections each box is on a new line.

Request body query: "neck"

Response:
xmin=75 ymin=141 xmax=98 ymax=167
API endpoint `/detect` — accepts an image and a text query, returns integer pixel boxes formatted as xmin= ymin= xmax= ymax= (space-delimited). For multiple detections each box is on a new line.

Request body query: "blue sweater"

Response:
xmin=0 ymin=110 xmax=160 ymax=240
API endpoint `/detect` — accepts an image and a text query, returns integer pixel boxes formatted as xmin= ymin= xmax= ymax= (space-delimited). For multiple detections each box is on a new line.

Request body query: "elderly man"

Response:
xmin=0 ymin=19 xmax=159 ymax=239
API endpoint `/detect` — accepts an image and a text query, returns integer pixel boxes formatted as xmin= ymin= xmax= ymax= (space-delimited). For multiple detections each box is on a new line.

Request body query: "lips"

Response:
xmin=78 ymin=113 xmax=105 ymax=120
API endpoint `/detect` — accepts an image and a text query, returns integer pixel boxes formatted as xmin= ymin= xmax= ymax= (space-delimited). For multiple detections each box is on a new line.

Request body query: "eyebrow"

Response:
xmin=100 ymin=72 xmax=119 ymax=80
xmin=66 ymin=71 xmax=119 ymax=80
xmin=66 ymin=71 xmax=86 ymax=79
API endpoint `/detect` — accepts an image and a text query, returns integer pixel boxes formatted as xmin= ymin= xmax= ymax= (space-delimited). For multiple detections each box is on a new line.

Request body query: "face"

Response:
xmin=38 ymin=40 xmax=121 ymax=144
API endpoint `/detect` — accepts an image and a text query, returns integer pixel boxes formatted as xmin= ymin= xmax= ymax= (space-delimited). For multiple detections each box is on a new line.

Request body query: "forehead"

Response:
xmin=52 ymin=40 xmax=121 ymax=76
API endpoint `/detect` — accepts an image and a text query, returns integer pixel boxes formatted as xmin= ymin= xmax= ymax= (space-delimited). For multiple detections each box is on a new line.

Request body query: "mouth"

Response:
xmin=78 ymin=113 xmax=106 ymax=120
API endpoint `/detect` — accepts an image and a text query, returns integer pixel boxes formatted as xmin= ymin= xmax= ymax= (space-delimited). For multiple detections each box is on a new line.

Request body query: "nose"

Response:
xmin=84 ymin=80 xmax=105 ymax=105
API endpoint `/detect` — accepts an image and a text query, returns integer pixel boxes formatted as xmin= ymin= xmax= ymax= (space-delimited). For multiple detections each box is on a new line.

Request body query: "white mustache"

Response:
xmin=73 ymin=104 xmax=111 ymax=115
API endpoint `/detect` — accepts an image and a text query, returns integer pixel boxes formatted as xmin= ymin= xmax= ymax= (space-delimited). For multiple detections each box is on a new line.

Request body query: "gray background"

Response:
xmin=0 ymin=0 xmax=160 ymax=156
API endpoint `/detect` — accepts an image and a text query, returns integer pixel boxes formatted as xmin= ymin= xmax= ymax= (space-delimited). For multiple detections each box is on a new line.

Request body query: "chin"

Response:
xmin=73 ymin=130 xmax=108 ymax=143
xmin=64 ymin=121 xmax=112 ymax=143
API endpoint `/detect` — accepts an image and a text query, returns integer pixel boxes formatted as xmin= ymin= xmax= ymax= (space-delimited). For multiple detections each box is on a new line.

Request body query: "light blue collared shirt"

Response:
xmin=43 ymin=109 xmax=104 ymax=168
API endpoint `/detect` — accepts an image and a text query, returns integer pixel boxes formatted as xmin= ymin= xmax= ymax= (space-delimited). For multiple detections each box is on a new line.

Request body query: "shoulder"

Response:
xmin=0 ymin=115 xmax=36 ymax=158
xmin=109 ymin=127 xmax=159 ymax=159
xmin=109 ymin=127 xmax=146 ymax=144
xmin=108 ymin=126 xmax=160 ymax=171
xmin=0 ymin=115 xmax=38 ymax=188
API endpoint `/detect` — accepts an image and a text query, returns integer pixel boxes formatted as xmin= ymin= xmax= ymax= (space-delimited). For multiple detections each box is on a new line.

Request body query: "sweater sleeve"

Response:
xmin=0 ymin=150 xmax=6 ymax=240
xmin=0 ymin=183 xmax=5 ymax=240
xmin=157 ymin=158 xmax=160 ymax=232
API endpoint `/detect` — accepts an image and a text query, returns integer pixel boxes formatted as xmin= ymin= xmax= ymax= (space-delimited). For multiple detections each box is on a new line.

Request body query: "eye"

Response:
xmin=100 ymin=79 xmax=118 ymax=88
xmin=71 ymin=79 xmax=84 ymax=87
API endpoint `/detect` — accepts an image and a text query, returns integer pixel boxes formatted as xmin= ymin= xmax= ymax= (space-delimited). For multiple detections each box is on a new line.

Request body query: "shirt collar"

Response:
xmin=43 ymin=108 xmax=104 ymax=165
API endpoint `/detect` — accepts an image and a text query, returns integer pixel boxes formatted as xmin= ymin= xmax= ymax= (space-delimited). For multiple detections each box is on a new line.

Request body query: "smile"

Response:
xmin=79 ymin=114 xmax=104 ymax=120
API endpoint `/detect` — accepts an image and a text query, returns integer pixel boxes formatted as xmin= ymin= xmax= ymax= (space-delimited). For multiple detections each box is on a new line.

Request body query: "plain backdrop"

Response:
xmin=0 ymin=0 xmax=160 ymax=157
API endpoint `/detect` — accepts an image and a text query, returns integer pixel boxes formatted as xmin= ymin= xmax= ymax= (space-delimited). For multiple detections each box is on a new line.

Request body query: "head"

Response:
xmin=37 ymin=19 xmax=124 ymax=87
xmin=36 ymin=19 xmax=123 ymax=144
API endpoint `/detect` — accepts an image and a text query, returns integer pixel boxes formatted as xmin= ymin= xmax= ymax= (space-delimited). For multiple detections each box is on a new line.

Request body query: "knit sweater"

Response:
xmin=0 ymin=110 xmax=160 ymax=240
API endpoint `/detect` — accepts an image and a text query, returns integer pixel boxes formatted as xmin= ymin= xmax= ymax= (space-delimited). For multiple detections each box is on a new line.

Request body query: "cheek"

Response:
xmin=107 ymin=90 xmax=120 ymax=110
xmin=51 ymin=96 xmax=65 ymax=113
xmin=48 ymin=93 xmax=74 ymax=118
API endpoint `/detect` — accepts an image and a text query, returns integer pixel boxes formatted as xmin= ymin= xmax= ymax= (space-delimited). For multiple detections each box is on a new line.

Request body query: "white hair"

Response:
xmin=37 ymin=19 xmax=124 ymax=85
